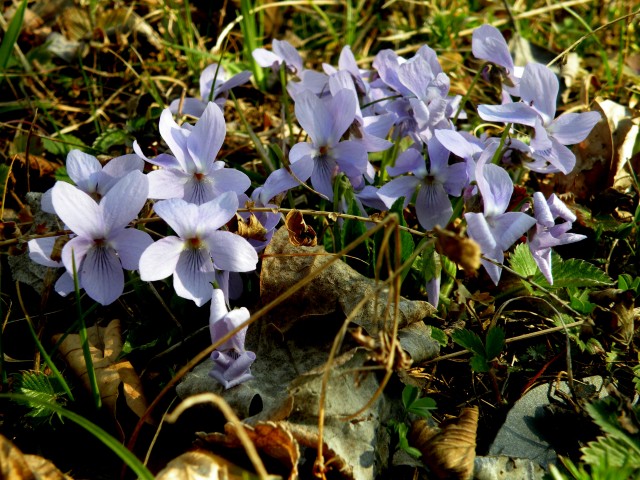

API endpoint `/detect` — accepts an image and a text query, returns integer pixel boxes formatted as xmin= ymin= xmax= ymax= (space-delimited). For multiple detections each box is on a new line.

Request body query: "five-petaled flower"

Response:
xmin=139 ymin=192 xmax=258 ymax=306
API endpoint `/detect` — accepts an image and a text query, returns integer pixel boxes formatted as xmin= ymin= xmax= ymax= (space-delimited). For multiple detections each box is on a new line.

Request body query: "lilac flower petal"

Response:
xmin=273 ymin=39 xmax=303 ymax=73
xmin=356 ymin=185 xmax=388 ymax=211
xmin=174 ymin=248 xmax=215 ymax=307
xmin=477 ymin=163 xmax=513 ymax=217
xmin=434 ymin=129 xmax=483 ymax=160
xmin=207 ymin=167 xmax=251 ymax=197
xmin=491 ymin=212 xmax=536 ymax=251
xmin=55 ymin=272 xmax=74 ymax=297
xmin=362 ymin=113 xmax=395 ymax=140
xmin=310 ymin=157 xmax=337 ymax=200
xmin=100 ymin=171 xmax=148 ymax=233
xmin=61 ymin=236 xmax=94 ymax=278
xmin=425 ymin=274 xmax=440 ymax=308
xmin=292 ymin=70 xmax=329 ymax=97
xmin=139 ymin=236 xmax=184 ymax=281
xmin=52 ymin=182 xmax=103 ymax=239
xmin=252 ymin=48 xmax=281 ymax=69
xmin=209 ymin=288 xmax=227 ymax=325
xmin=465 ymin=212 xmax=503 ymax=285
xmin=547 ymin=194 xmax=576 ymax=222
xmin=397 ymin=56 xmax=434 ymax=100
xmin=472 ymin=25 xmax=514 ymax=71
xmin=147 ymin=169 xmax=187 ymax=199
xmin=41 ymin=188 xmax=54 ymax=213
xmin=188 ymin=102 xmax=225 ymax=172
xmin=110 ymin=228 xmax=153 ymax=270
xmin=154 ymin=199 xmax=199 ymax=238
xmin=442 ymin=162 xmax=469 ymax=196
xmin=548 ymin=111 xmax=601 ymax=144
xmin=295 ymin=90 xmax=332 ymax=146
xmin=519 ymin=63 xmax=558 ymax=124
xmin=327 ymin=89 xmax=358 ymax=145
xmin=378 ymin=176 xmax=420 ymax=209
xmin=217 ymin=70 xmax=252 ymax=94
xmin=477 ymin=103 xmax=539 ymax=127
xmin=259 ymin=168 xmax=299 ymax=204
xmin=417 ymin=45 xmax=443 ymax=76
xmin=548 ymin=137 xmax=576 ymax=174
xmin=416 ymin=183 xmax=452 ymax=230
xmin=28 ymin=237 xmax=63 ymax=267
xmin=99 ymin=154 xmax=145 ymax=195
xmin=80 ymin=246 xmax=124 ymax=305
xmin=208 ymin=231 xmax=259 ymax=272
xmin=212 ymin=308 xmax=250 ymax=351
xmin=199 ymin=63 xmax=227 ymax=99
xmin=159 ymin=109 xmax=190 ymax=170
xmin=387 ymin=148 xmax=424 ymax=177
xmin=209 ymin=350 xmax=256 ymax=389
xmin=169 ymin=98 xmax=207 ymax=118
xmin=66 ymin=150 xmax=101 ymax=192
xmin=533 ymin=192 xmax=554 ymax=228
xmin=198 ymin=191 xmax=239 ymax=234
xmin=333 ymin=140 xmax=368 ymax=180
xmin=531 ymin=246 xmax=553 ymax=284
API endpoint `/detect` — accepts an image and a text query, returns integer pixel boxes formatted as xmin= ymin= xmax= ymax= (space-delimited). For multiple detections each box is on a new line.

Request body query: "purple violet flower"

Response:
xmin=378 ymin=138 xmax=467 ymax=231
xmin=48 ymin=171 xmax=152 ymax=305
xmin=464 ymin=149 xmax=536 ymax=285
xmin=138 ymin=191 xmax=258 ymax=306
xmin=472 ymin=24 xmax=523 ymax=98
xmin=134 ymin=102 xmax=250 ymax=205
xmin=169 ymin=63 xmax=251 ymax=117
xmin=252 ymin=39 xmax=304 ymax=75
xmin=477 ymin=62 xmax=601 ymax=174
xmin=528 ymin=192 xmax=586 ymax=284
xmin=209 ymin=289 xmax=255 ymax=389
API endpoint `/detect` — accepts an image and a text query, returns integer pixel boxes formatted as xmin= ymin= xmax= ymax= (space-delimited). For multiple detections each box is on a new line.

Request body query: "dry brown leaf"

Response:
xmin=410 ymin=406 xmax=478 ymax=480
xmin=201 ymin=421 xmax=299 ymax=480
xmin=0 ymin=433 xmax=73 ymax=480
xmin=284 ymin=210 xmax=317 ymax=247
xmin=156 ymin=450 xmax=264 ymax=480
xmin=228 ymin=213 xmax=268 ymax=243
xmin=261 ymin=227 xmax=435 ymax=335
xmin=52 ymin=320 xmax=151 ymax=427
xmin=434 ymin=226 xmax=481 ymax=276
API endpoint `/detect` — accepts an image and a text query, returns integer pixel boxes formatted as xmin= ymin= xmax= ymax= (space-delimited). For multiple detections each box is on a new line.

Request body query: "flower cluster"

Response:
xmin=28 ymin=26 xmax=600 ymax=388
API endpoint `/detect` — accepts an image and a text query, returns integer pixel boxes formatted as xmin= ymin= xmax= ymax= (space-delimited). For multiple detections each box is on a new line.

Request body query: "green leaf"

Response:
xmin=13 ymin=371 xmax=68 ymax=423
xmin=428 ymin=326 xmax=448 ymax=347
xmin=0 ymin=0 xmax=27 ymax=71
xmin=407 ymin=397 xmax=437 ymax=419
xmin=402 ymin=385 xmax=419 ymax=410
xmin=43 ymin=134 xmax=88 ymax=157
xmin=533 ymin=256 xmax=613 ymax=289
xmin=509 ymin=243 xmax=539 ymax=281
xmin=568 ymin=288 xmax=596 ymax=314
xmin=451 ymin=328 xmax=485 ymax=356
xmin=92 ymin=128 xmax=134 ymax=153
xmin=470 ymin=355 xmax=490 ymax=373
xmin=581 ymin=435 xmax=640 ymax=471
xmin=485 ymin=326 xmax=505 ymax=360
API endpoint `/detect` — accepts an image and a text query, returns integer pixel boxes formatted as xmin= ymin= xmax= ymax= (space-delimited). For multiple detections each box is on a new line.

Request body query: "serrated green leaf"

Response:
xmin=407 ymin=397 xmax=437 ymax=418
xmin=13 ymin=371 xmax=68 ymax=422
xmin=402 ymin=385 xmax=419 ymax=410
xmin=509 ymin=243 xmax=539 ymax=279
xmin=43 ymin=134 xmax=88 ymax=157
xmin=533 ymin=256 xmax=613 ymax=289
xmin=428 ymin=326 xmax=448 ymax=347
xmin=485 ymin=326 xmax=505 ymax=360
xmin=92 ymin=128 xmax=133 ymax=153
xmin=470 ymin=355 xmax=490 ymax=373
xmin=451 ymin=328 xmax=485 ymax=356
xmin=581 ymin=435 xmax=640 ymax=471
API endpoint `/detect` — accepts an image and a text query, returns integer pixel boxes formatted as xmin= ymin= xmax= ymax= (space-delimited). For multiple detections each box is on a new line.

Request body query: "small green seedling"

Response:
xmin=390 ymin=385 xmax=437 ymax=458
xmin=452 ymin=326 xmax=505 ymax=373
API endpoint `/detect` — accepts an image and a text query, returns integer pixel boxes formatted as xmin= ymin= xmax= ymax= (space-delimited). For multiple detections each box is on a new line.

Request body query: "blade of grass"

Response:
xmin=0 ymin=393 xmax=154 ymax=480
xmin=71 ymin=251 xmax=102 ymax=410
xmin=0 ymin=0 xmax=27 ymax=72
xmin=240 ymin=0 xmax=265 ymax=90
xmin=229 ymin=90 xmax=274 ymax=172
xmin=15 ymin=281 xmax=74 ymax=401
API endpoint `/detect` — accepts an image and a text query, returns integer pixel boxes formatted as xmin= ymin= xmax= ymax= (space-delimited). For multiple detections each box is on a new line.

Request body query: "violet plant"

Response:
xmin=27 ymin=24 xmax=599 ymax=389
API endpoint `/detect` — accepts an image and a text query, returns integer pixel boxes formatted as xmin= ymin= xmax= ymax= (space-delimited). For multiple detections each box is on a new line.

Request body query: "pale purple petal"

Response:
xmin=100 ymin=171 xmax=148 ymax=234
xmin=211 ymin=308 xmax=250 ymax=352
xmin=60 ymin=236 xmax=94 ymax=277
xmin=66 ymin=150 xmax=101 ymax=192
xmin=252 ymin=48 xmax=281 ymax=69
xmin=548 ymin=111 xmax=601 ymax=145
xmin=310 ymin=157 xmax=337 ymax=200
xmin=216 ymin=70 xmax=252 ymax=94
xmin=519 ymin=63 xmax=558 ymax=124
xmin=208 ymin=231 xmax=259 ymax=272
xmin=173 ymin=248 xmax=215 ymax=307
xmin=52 ymin=182 xmax=103 ymax=239
xmin=332 ymin=140 xmax=368 ymax=180
xmin=491 ymin=212 xmax=536 ymax=251
xmin=465 ymin=212 xmax=503 ymax=285
xmin=273 ymin=39 xmax=303 ymax=73
xmin=80 ymin=246 xmax=124 ymax=305
xmin=477 ymin=103 xmax=539 ymax=127
xmin=547 ymin=194 xmax=576 ymax=222
xmin=472 ymin=25 xmax=514 ymax=71
xmin=109 ymin=228 xmax=153 ymax=270
xmin=442 ymin=162 xmax=469 ymax=196
xmin=434 ymin=129 xmax=483 ymax=160
xmin=259 ymin=167 xmax=300 ymax=204
xmin=54 ymin=272 xmax=74 ymax=297
xmin=533 ymin=192 xmax=554 ymax=227
xmin=387 ymin=148 xmax=424 ymax=177
xmin=28 ymin=237 xmax=63 ymax=267
xmin=415 ymin=183 xmax=452 ymax=230
xmin=209 ymin=350 xmax=256 ymax=389
xmin=154 ymin=199 xmax=199 ymax=238
xmin=398 ymin=56 xmax=434 ymax=100
xmin=209 ymin=288 xmax=227 ymax=325
xmin=169 ymin=98 xmax=207 ymax=118
xmin=98 ymin=154 xmax=145 ymax=195
xmin=326 ymin=89 xmax=358 ymax=145
xmin=133 ymin=140 xmax=184 ymax=170
xmin=41 ymin=188 xmax=54 ymax=213
xmin=295 ymin=90 xmax=332 ymax=146
xmin=476 ymin=163 xmax=513 ymax=217
xmin=378 ymin=176 xmax=420 ymax=209
xmin=159 ymin=108 xmax=190 ymax=168
xmin=147 ymin=169 xmax=187 ymax=199
xmin=138 ymin=236 xmax=184 ymax=281
xmin=198 ymin=191 xmax=239 ymax=234
xmin=187 ymin=102 xmax=225 ymax=171
xmin=199 ymin=63 xmax=227 ymax=99
xmin=548 ymin=138 xmax=576 ymax=174
xmin=207 ymin=168 xmax=251 ymax=196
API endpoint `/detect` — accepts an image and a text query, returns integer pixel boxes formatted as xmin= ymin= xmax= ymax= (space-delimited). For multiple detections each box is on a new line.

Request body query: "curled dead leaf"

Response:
xmin=156 ymin=450 xmax=266 ymax=480
xmin=0 ymin=433 xmax=73 ymax=480
xmin=200 ymin=421 xmax=299 ymax=480
xmin=434 ymin=226 xmax=481 ymax=276
xmin=228 ymin=213 xmax=268 ymax=243
xmin=52 ymin=320 xmax=152 ymax=432
xmin=285 ymin=210 xmax=317 ymax=247
xmin=410 ymin=406 xmax=478 ymax=480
